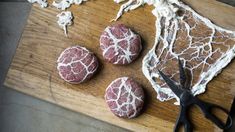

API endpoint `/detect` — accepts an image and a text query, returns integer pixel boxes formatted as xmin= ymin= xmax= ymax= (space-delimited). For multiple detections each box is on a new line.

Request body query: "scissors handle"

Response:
xmin=194 ymin=97 xmax=233 ymax=130
xmin=174 ymin=105 xmax=193 ymax=132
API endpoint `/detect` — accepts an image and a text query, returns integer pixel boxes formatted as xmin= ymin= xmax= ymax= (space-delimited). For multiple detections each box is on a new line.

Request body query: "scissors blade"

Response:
xmin=178 ymin=58 xmax=186 ymax=87
xmin=158 ymin=70 xmax=184 ymax=98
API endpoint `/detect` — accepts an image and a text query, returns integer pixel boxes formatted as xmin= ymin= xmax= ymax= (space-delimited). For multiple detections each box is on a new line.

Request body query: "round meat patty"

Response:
xmin=105 ymin=77 xmax=145 ymax=118
xmin=100 ymin=24 xmax=142 ymax=65
xmin=57 ymin=45 xmax=98 ymax=84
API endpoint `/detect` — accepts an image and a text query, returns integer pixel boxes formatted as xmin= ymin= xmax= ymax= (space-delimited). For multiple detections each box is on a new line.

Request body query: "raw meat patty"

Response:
xmin=100 ymin=24 xmax=142 ymax=65
xmin=105 ymin=77 xmax=145 ymax=118
xmin=57 ymin=45 xmax=98 ymax=84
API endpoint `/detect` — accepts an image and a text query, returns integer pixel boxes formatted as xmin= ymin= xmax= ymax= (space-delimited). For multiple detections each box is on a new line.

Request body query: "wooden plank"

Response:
xmin=4 ymin=0 xmax=235 ymax=131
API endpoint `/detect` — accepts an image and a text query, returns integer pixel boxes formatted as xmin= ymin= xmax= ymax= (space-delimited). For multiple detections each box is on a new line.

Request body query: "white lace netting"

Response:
xmin=114 ymin=0 xmax=235 ymax=104
xmin=27 ymin=0 xmax=48 ymax=8
xmin=52 ymin=0 xmax=87 ymax=10
xmin=56 ymin=11 xmax=73 ymax=36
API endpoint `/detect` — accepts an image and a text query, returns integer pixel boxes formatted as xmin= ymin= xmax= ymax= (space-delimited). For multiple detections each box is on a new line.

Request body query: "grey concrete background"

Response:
xmin=0 ymin=1 xmax=234 ymax=132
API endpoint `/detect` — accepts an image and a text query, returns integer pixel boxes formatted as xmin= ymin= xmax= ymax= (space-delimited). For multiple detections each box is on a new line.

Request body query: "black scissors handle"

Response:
xmin=158 ymin=58 xmax=233 ymax=131
xmin=193 ymin=97 xmax=233 ymax=130
xmin=174 ymin=105 xmax=193 ymax=132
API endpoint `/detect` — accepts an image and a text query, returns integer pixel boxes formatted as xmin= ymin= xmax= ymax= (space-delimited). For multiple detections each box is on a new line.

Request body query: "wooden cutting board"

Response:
xmin=4 ymin=0 xmax=235 ymax=131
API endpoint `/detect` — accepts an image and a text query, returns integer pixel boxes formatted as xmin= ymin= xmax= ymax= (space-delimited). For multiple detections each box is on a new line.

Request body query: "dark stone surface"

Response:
xmin=218 ymin=0 xmax=235 ymax=6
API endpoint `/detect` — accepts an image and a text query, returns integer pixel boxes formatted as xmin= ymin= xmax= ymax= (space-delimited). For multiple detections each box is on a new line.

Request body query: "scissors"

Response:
xmin=158 ymin=58 xmax=233 ymax=132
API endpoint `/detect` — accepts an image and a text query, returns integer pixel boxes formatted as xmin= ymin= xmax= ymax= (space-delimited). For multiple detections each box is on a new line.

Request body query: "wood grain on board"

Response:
xmin=4 ymin=0 xmax=235 ymax=131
